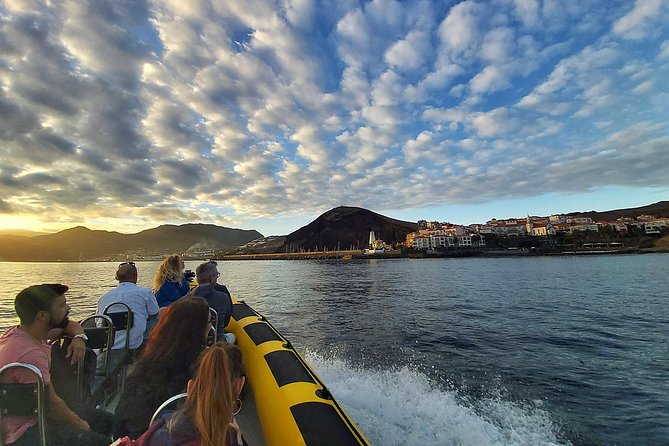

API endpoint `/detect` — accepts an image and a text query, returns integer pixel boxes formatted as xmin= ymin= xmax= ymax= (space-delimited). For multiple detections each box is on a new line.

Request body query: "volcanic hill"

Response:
xmin=279 ymin=206 xmax=419 ymax=253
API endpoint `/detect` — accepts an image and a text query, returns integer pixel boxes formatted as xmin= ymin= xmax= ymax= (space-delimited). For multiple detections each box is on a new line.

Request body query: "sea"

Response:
xmin=1 ymin=254 xmax=667 ymax=446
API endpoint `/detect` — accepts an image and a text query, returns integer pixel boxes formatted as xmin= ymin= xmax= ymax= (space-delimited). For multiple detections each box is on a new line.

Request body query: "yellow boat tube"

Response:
xmin=227 ymin=298 xmax=370 ymax=446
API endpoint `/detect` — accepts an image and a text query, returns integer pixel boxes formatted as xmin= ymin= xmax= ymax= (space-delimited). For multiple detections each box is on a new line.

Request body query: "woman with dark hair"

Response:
xmin=115 ymin=296 xmax=211 ymax=439
xmin=136 ymin=342 xmax=246 ymax=446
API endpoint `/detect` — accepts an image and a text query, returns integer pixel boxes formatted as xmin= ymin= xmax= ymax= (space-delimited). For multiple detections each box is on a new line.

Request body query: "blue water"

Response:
xmin=1 ymin=254 xmax=667 ymax=445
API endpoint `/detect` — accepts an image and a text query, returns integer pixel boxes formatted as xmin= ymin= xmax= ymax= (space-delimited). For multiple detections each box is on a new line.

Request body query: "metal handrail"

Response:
xmin=0 ymin=362 xmax=47 ymax=446
xmin=208 ymin=307 xmax=219 ymax=345
xmin=102 ymin=302 xmax=133 ymax=352
xmin=80 ymin=314 xmax=115 ymax=379
xmin=149 ymin=392 xmax=188 ymax=427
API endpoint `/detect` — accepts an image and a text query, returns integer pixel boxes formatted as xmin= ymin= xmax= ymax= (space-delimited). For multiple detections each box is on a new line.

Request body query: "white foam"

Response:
xmin=305 ymin=351 xmax=572 ymax=446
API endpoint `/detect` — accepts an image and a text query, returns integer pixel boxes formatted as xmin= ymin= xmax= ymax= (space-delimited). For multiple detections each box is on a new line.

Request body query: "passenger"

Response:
xmin=137 ymin=342 xmax=245 ymax=446
xmin=153 ymin=254 xmax=193 ymax=308
xmin=0 ymin=284 xmax=110 ymax=446
xmin=97 ymin=261 xmax=160 ymax=371
xmin=188 ymin=260 xmax=235 ymax=344
xmin=115 ymin=297 xmax=211 ymax=439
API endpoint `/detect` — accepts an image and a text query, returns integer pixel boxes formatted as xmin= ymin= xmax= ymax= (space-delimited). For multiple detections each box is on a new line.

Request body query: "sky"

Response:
xmin=1 ymin=0 xmax=668 ymax=237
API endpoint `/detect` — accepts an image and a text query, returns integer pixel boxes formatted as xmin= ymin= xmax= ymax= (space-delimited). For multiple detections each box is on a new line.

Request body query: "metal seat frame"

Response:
xmin=149 ymin=392 xmax=188 ymax=427
xmin=102 ymin=302 xmax=134 ymax=353
xmin=80 ymin=314 xmax=115 ymax=378
xmin=101 ymin=302 xmax=135 ymax=398
xmin=208 ymin=307 xmax=219 ymax=346
xmin=0 ymin=362 xmax=47 ymax=446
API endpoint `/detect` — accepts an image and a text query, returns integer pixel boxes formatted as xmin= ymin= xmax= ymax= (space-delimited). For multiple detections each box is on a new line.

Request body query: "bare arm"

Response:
xmin=46 ymin=319 xmax=84 ymax=340
xmin=46 ymin=384 xmax=90 ymax=431
xmin=48 ymin=319 xmax=87 ymax=365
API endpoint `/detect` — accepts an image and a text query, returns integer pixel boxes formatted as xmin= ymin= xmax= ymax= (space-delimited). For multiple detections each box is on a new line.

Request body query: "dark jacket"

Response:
xmin=138 ymin=411 xmax=242 ymax=446
xmin=188 ymin=284 xmax=232 ymax=340
xmin=115 ymin=348 xmax=203 ymax=439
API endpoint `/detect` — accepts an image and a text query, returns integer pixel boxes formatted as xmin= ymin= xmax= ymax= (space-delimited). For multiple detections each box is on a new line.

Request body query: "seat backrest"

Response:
xmin=103 ymin=303 xmax=134 ymax=353
xmin=80 ymin=314 xmax=115 ymax=350
xmin=149 ymin=393 xmax=188 ymax=427
xmin=103 ymin=302 xmax=134 ymax=332
xmin=0 ymin=363 xmax=47 ymax=446
xmin=49 ymin=338 xmax=82 ymax=413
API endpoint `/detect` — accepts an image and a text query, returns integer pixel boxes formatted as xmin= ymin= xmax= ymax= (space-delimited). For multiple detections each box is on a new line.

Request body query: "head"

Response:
xmin=195 ymin=260 xmax=218 ymax=285
xmin=153 ymin=254 xmax=185 ymax=292
xmin=139 ymin=297 xmax=211 ymax=369
xmin=15 ymin=284 xmax=70 ymax=331
xmin=116 ymin=261 xmax=138 ymax=283
xmin=179 ymin=343 xmax=245 ymax=446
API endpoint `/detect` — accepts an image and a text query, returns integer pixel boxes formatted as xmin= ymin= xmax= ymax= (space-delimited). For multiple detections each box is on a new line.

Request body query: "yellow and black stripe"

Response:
xmin=228 ymin=299 xmax=370 ymax=446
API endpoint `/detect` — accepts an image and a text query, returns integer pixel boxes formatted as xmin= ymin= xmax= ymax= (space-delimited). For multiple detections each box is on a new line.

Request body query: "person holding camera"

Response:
xmin=152 ymin=254 xmax=194 ymax=307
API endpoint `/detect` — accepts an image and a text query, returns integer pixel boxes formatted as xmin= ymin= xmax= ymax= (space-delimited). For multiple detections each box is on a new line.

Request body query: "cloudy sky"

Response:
xmin=1 ymin=0 xmax=668 ymax=236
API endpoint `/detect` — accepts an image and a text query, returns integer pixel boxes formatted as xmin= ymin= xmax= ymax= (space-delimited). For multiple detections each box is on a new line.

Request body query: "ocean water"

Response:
xmin=1 ymin=255 xmax=667 ymax=446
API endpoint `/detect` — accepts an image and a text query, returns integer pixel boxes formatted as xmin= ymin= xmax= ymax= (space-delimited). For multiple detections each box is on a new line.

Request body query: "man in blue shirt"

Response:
xmin=97 ymin=262 xmax=160 ymax=371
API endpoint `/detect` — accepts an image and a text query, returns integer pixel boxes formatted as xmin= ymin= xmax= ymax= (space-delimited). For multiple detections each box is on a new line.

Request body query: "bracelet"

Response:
xmin=72 ymin=333 xmax=88 ymax=343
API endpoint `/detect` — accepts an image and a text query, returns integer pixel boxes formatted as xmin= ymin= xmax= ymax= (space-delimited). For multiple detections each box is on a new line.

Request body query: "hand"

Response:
xmin=66 ymin=337 xmax=87 ymax=365
xmin=77 ymin=418 xmax=91 ymax=431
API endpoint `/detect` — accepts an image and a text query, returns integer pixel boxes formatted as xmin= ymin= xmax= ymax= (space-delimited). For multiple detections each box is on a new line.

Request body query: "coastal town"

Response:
xmin=403 ymin=213 xmax=669 ymax=252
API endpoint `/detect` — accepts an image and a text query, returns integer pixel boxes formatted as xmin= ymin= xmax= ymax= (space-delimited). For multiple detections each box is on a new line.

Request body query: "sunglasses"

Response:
xmin=118 ymin=261 xmax=136 ymax=267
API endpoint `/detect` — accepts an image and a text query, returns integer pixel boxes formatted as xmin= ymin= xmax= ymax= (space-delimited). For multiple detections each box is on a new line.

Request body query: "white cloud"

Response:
xmin=470 ymin=107 xmax=520 ymax=137
xmin=1 ymin=0 xmax=668 ymax=229
xmin=612 ymin=0 xmax=666 ymax=40
xmin=385 ymin=30 xmax=430 ymax=71
xmin=469 ymin=65 xmax=511 ymax=94
xmin=659 ymin=41 xmax=669 ymax=60
xmin=512 ymin=0 xmax=541 ymax=30
xmin=437 ymin=1 xmax=481 ymax=60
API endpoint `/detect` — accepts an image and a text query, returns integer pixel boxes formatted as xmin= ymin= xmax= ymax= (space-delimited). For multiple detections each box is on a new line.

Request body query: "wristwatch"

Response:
xmin=72 ymin=333 xmax=88 ymax=343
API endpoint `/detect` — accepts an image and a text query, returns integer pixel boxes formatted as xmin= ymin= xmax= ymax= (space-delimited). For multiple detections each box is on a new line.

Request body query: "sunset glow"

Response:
xmin=1 ymin=1 xmax=668 ymax=236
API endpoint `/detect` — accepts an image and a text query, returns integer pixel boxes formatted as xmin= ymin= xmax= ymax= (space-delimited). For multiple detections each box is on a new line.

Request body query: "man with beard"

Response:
xmin=0 ymin=284 xmax=110 ymax=446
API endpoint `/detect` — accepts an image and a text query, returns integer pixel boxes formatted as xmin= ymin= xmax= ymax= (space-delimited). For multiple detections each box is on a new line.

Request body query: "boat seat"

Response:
xmin=49 ymin=336 xmax=95 ymax=414
xmin=149 ymin=393 xmax=188 ymax=426
xmin=102 ymin=303 xmax=135 ymax=397
xmin=208 ymin=307 xmax=218 ymax=346
xmin=0 ymin=362 xmax=47 ymax=446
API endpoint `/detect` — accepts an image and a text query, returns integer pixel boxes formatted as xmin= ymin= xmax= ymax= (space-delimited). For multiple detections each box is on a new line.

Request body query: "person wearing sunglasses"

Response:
xmin=187 ymin=261 xmax=235 ymax=344
xmin=97 ymin=262 xmax=160 ymax=372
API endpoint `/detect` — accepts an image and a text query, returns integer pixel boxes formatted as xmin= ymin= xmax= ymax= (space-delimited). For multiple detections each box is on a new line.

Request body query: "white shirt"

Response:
xmin=97 ymin=282 xmax=159 ymax=350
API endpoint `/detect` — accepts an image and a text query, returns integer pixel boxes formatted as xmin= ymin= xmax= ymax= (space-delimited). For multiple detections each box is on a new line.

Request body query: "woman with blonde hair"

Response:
xmin=153 ymin=254 xmax=192 ymax=307
xmin=136 ymin=342 xmax=246 ymax=446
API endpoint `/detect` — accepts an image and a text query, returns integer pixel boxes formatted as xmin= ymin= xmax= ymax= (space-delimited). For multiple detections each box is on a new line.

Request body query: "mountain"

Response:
xmin=0 ymin=224 xmax=263 ymax=261
xmin=0 ymin=229 xmax=48 ymax=237
xmin=568 ymin=201 xmax=669 ymax=221
xmin=279 ymin=206 xmax=419 ymax=253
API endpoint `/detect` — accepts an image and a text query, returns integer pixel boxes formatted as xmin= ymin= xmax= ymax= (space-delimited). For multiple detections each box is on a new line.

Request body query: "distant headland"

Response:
xmin=0 ymin=202 xmax=667 ymax=262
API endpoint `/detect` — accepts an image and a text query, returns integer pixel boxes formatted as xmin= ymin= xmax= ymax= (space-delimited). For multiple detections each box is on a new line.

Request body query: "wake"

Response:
xmin=306 ymin=351 xmax=571 ymax=446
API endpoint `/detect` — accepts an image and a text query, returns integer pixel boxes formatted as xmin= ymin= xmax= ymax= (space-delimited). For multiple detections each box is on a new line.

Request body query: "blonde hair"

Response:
xmin=152 ymin=254 xmax=184 ymax=293
xmin=170 ymin=343 xmax=245 ymax=446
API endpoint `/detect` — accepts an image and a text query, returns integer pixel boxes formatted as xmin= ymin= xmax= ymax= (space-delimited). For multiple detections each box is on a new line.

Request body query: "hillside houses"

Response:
xmin=406 ymin=213 xmax=669 ymax=251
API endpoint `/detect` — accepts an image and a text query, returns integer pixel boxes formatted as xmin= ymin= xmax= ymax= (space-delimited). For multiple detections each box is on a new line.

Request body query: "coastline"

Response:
xmin=213 ymin=247 xmax=668 ymax=261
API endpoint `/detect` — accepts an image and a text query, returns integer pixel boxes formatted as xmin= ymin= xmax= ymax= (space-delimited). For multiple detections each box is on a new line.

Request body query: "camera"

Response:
xmin=185 ymin=270 xmax=196 ymax=282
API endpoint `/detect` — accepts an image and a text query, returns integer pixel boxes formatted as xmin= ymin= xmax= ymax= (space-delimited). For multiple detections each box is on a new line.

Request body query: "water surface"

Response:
xmin=1 ymin=255 xmax=667 ymax=445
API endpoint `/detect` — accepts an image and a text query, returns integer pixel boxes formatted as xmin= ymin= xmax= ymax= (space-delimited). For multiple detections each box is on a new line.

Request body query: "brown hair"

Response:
xmin=172 ymin=343 xmax=245 ymax=446
xmin=15 ymin=284 xmax=68 ymax=324
xmin=132 ymin=297 xmax=210 ymax=378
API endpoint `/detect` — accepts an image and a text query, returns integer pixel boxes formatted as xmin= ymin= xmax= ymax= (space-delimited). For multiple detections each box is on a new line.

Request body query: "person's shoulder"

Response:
xmin=0 ymin=329 xmax=48 ymax=367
